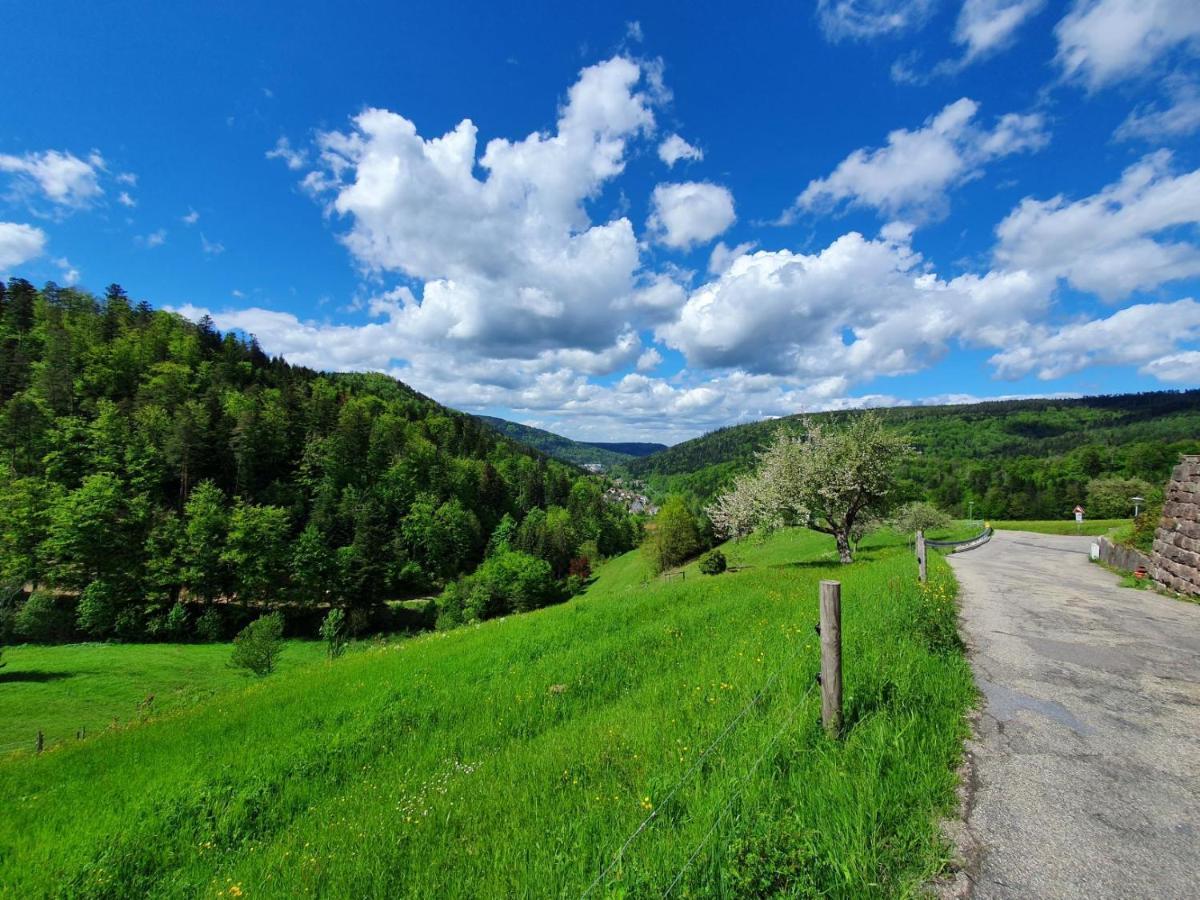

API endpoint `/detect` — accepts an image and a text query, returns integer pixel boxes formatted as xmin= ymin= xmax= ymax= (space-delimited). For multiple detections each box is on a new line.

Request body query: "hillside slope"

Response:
xmin=477 ymin=415 xmax=667 ymax=467
xmin=0 ymin=279 xmax=637 ymax=643
xmin=0 ymin=528 xmax=972 ymax=896
xmin=627 ymin=391 xmax=1200 ymax=518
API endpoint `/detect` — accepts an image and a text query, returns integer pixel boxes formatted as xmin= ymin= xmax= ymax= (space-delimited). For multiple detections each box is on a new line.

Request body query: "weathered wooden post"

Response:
xmin=916 ymin=530 xmax=927 ymax=583
xmin=819 ymin=580 xmax=842 ymax=737
xmin=35 ymin=730 xmax=44 ymax=754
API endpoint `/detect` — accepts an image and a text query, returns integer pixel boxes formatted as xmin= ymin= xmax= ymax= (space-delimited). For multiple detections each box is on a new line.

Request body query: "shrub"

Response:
xmin=699 ymin=549 xmax=727 ymax=575
xmin=1086 ymin=477 xmax=1156 ymax=519
xmin=320 ymin=608 xmax=348 ymax=659
xmin=76 ymin=581 xmax=118 ymax=638
xmin=195 ymin=607 xmax=223 ymax=642
xmin=1130 ymin=500 xmax=1163 ymax=553
xmin=165 ymin=602 xmax=190 ymax=639
xmin=14 ymin=591 xmax=72 ymax=642
xmin=230 ymin=612 xmax=285 ymax=676
xmin=435 ymin=551 xmax=557 ymax=628
xmin=891 ymin=501 xmax=951 ymax=536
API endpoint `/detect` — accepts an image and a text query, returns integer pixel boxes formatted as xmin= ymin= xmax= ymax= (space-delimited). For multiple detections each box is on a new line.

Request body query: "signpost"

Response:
xmin=1074 ymin=505 xmax=1084 ymax=534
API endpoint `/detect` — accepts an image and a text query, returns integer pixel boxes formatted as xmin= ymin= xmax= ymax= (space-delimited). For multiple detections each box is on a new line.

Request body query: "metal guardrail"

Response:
xmin=925 ymin=527 xmax=994 ymax=551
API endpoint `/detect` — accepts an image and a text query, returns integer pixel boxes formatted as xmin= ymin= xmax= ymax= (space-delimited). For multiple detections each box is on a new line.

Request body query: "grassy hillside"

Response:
xmin=624 ymin=391 xmax=1200 ymax=519
xmin=478 ymin=415 xmax=667 ymax=467
xmin=0 ymin=528 xmax=973 ymax=897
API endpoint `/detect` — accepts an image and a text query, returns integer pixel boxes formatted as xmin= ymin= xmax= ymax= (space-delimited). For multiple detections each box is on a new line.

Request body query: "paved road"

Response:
xmin=948 ymin=530 xmax=1200 ymax=899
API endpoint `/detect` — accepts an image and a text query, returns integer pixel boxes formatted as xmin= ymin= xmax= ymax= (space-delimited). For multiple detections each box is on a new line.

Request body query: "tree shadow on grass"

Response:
xmin=0 ymin=670 xmax=75 ymax=684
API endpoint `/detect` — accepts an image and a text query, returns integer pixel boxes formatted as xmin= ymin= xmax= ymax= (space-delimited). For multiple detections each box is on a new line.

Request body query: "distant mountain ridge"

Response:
xmin=624 ymin=390 xmax=1200 ymax=519
xmin=475 ymin=416 xmax=667 ymax=467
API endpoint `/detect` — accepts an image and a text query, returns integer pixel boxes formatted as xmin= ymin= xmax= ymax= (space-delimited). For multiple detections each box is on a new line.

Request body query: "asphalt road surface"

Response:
xmin=948 ymin=530 xmax=1200 ymax=899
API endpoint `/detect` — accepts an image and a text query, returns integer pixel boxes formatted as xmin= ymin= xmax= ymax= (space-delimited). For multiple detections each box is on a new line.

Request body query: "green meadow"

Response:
xmin=0 ymin=528 xmax=974 ymax=897
xmin=990 ymin=518 xmax=1129 ymax=536
xmin=0 ymin=641 xmax=329 ymax=753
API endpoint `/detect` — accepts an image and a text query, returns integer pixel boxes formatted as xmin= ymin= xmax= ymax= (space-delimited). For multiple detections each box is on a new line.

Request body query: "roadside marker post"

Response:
xmin=916 ymin=530 xmax=927 ymax=583
xmin=818 ymin=580 xmax=842 ymax=738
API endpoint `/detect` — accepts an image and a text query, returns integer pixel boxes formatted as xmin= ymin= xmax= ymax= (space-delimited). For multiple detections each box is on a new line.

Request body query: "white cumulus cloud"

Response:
xmin=298 ymin=55 xmax=659 ymax=361
xmin=790 ymin=98 xmax=1048 ymax=221
xmin=648 ymin=182 xmax=736 ymax=249
xmin=658 ymin=227 xmax=1050 ymax=377
xmin=658 ymin=133 xmax=703 ymax=166
xmin=0 ymin=222 xmax=47 ymax=270
xmin=0 ymin=149 xmax=104 ymax=209
xmin=993 ymin=151 xmax=1200 ymax=301
xmin=990 ymin=299 xmax=1200 ymax=380
xmin=1055 ymin=0 xmax=1200 ymax=90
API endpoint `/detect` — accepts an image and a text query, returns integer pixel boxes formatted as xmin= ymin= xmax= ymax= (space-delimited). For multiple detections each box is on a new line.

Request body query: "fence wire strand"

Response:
xmin=662 ymin=678 xmax=819 ymax=897
xmin=580 ymin=635 xmax=809 ymax=898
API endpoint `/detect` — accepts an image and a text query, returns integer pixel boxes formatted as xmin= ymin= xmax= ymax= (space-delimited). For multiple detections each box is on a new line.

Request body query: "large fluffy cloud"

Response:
xmin=994 ymin=151 xmax=1200 ymax=301
xmin=647 ymin=182 xmax=736 ymax=249
xmin=0 ymin=222 xmax=47 ymax=270
xmin=0 ymin=150 xmax=105 ymax=209
xmin=990 ymin=299 xmax=1200 ymax=380
xmin=790 ymin=98 xmax=1048 ymax=220
xmin=657 ymin=227 xmax=1049 ymax=376
xmin=298 ymin=56 xmax=657 ymax=360
xmin=1055 ymin=0 xmax=1200 ymax=89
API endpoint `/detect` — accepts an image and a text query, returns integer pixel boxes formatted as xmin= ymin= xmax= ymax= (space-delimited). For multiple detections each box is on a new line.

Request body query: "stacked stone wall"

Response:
xmin=1152 ymin=454 xmax=1200 ymax=597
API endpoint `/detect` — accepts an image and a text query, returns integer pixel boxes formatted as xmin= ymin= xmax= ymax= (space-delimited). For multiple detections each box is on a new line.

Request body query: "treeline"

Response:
xmin=624 ymin=393 xmax=1200 ymax=519
xmin=0 ymin=278 xmax=640 ymax=643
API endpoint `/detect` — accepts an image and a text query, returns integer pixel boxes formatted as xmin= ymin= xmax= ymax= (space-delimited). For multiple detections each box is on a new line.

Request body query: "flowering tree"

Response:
xmin=707 ymin=413 xmax=912 ymax=563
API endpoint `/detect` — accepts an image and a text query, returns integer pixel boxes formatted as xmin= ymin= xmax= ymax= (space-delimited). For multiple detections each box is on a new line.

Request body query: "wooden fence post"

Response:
xmin=35 ymin=730 xmax=44 ymax=754
xmin=819 ymin=580 xmax=842 ymax=738
xmin=916 ymin=530 xmax=927 ymax=583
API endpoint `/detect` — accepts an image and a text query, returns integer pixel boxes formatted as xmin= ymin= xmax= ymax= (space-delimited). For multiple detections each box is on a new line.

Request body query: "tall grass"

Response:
xmin=0 ymin=529 xmax=973 ymax=897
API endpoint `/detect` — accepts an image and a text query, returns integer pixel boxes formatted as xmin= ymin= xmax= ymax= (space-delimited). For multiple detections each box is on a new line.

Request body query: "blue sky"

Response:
xmin=3 ymin=0 xmax=1199 ymax=442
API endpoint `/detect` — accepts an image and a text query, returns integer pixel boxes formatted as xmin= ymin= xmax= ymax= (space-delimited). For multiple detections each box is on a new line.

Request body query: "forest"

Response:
xmin=0 ymin=279 xmax=640 ymax=644
xmin=622 ymin=392 xmax=1200 ymax=520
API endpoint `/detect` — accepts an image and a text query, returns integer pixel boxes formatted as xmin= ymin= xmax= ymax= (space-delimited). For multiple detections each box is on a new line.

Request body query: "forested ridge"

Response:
xmin=0 ymin=278 xmax=639 ymax=643
xmin=624 ymin=392 xmax=1200 ymax=518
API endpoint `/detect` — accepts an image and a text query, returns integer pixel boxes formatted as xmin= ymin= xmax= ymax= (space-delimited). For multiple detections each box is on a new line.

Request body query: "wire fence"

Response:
xmin=580 ymin=635 xmax=815 ymax=898
xmin=663 ymin=676 xmax=819 ymax=896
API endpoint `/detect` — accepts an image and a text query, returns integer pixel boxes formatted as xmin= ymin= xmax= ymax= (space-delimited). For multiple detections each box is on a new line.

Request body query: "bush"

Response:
xmin=196 ymin=607 xmax=223 ymax=642
xmin=230 ymin=612 xmax=285 ymax=676
xmin=436 ymin=551 xmax=557 ymax=628
xmin=1130 ymin=500 xmax=1163 ymax=553
xmin=699 ymin=549 xmax=727 ymax=575
xmin=1086 ymin=477 xmax=1156 ymax=519
xmin=76 ymin=581 xmax=118 ymax=638
xmin=15 ymin=592 xmax=73 ymax=642
xmin=165 ymin=602 xmax=189 ymax=639
xmin=320 ymin=608 xmax=348 ymax=659
xmin=891 ymin=501 xmax=951 ymax=535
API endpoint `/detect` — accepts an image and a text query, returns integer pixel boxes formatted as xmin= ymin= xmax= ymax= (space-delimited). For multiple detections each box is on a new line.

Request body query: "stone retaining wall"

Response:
xmin=1152 ymin=454 xmax=1200 ymax=597
xmin=1096 ymin=536 xmax=1151 ymax=574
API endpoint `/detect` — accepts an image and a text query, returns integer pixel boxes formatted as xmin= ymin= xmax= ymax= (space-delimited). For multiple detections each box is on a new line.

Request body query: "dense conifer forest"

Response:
xmin=623 ymin=392 xmax=1200 ymax=519
xmin=0 ymin=279 xmax=639 ymax=643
